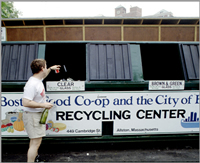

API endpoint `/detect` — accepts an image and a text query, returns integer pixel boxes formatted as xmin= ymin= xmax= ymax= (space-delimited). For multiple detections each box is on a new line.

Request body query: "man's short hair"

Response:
xmin=30 ymin=59 xmax=46 ymax=74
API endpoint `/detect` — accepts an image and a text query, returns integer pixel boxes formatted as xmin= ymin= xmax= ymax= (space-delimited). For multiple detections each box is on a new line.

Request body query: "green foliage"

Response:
xmin=1 ymin=1 xmax=22 ymax=18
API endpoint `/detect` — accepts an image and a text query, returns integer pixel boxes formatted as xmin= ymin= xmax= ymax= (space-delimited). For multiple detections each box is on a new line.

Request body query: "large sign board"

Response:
xmin=1 ymin=91 xmax=199 ymax=137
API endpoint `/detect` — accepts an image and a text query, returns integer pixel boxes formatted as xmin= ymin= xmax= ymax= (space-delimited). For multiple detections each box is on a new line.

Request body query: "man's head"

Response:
xmin=30 ymin=59 xmax=46 ymax=74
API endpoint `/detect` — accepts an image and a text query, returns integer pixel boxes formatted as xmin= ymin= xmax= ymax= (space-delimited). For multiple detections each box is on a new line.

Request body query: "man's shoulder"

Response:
xmin=25 ymin=77 xmax=40 ymax=88
xmin=27 ymin=77 xmax=42 ymax=83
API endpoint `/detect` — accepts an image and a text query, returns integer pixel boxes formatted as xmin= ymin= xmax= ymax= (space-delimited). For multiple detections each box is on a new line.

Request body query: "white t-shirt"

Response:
xmin=23 ymin=76 xmax=46 ymax=112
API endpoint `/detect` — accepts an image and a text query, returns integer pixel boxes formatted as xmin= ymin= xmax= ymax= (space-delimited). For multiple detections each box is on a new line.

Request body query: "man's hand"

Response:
xmin=50 ymin=65 xmax=61 ymax=71
xmin=43 ymin=102 xmax=53 ymax=109
xmin=44 ymin=65 xmax=61 ymax=79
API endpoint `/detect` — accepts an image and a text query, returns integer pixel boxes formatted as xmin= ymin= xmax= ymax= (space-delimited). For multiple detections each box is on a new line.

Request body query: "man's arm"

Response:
xmin=44 ymin=65 xmax=61 ymax=79
xmin=22 ymin=98 xmax=53 ymax=109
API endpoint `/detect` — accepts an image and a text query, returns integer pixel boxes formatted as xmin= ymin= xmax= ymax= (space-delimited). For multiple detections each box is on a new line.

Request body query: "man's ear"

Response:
xmin=41 ymin=67 xmax=44 ymax=71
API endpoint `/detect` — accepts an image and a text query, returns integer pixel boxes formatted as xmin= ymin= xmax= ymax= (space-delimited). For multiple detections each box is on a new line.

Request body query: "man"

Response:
xmin=22 ymin=59 xmax=60 ymax=162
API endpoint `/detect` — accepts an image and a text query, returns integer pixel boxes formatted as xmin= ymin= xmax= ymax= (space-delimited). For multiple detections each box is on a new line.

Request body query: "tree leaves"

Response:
xmin=1 ymin=1 xmax=22 ymax=18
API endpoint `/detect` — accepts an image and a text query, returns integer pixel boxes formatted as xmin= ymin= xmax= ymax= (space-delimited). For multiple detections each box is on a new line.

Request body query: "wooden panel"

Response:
xmin=7 ymin=28 xmax=43 ymax=41
xmin=197 ymin=27 xmax=199 ymax=41
xmin=85 ymin=27 xmax=121 ymax=41
xmin=46 ymin=27 xmax=82 ymax=41
xmin=161 ymin=27 xmax=194 ymax=41
xmin=124 ymin=27 xmax=158 ymax=41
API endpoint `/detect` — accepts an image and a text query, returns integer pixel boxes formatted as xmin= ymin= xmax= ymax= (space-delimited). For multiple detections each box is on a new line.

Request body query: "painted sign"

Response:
xmin=149 ymin=81 xmax=185 ymax=90
xmin=1 ymin=91 xmax=199 ymax=137
xmin=46 ymin=81 xmax=85 ymax=91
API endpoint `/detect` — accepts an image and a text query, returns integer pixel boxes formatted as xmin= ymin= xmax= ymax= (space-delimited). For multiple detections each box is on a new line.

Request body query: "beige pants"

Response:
xmin=23 ymin=112 xmax=46 ymax=139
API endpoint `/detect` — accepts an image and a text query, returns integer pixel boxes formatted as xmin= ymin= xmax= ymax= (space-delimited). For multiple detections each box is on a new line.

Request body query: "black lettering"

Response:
xmin=122 ymin=110 xmax=131 ymax=119
xmin=153 ymin=110 xmax=161 ymax=119
xmin=177 ymin=109 xmax=186 ymax=118
xmin=83 ymin=111 xmax=93 ymax=120
xmin=66 ymin=111 xmax=73 ymax=120
xmin=162 ymin=110 xmax=169 ymax=118
xmin=92 ymin=111 xmax=101 ymax=120
xmin=137 ymin=110 xmax=145 ymax=119
xmin=146 ymin=110 xmax=153 ymax=119
xmin=102 ymin=111 xmax=109 ymax=120
xmin=110 ymin=110 xmax=112 ymax=119
xmin=56 ymin=111 xmax=65 ymax=120
xmin=74 ymin=111 xmax=83 ymax=120
xmin=170 ymin=110 xmax=176 ymax=118
xmin=113 ymin=111 xmax=122 ymax=120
